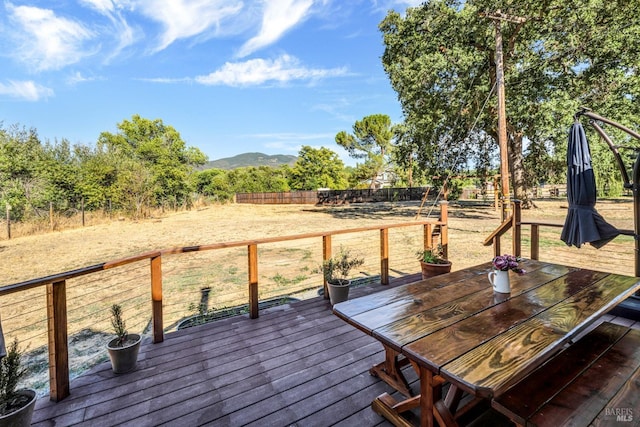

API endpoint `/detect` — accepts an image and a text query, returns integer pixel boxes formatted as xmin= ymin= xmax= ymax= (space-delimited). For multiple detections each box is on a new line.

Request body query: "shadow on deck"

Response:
xmin=31 ymin=273 xmax=639 ymax=427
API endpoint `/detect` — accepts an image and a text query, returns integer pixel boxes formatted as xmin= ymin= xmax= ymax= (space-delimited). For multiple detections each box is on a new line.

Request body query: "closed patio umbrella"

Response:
xmin=560 ymin=121 xmax=619 ymax=248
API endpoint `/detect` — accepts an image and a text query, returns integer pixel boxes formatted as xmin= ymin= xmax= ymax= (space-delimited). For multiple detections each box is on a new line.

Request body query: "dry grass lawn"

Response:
xmin=0 ymin=198 xmax=636 ymax=394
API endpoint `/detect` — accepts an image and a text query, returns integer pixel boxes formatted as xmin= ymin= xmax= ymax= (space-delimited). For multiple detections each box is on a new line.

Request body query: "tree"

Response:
xmin=227 ymin=166 xmax=290 ymax=193
xmin=380 ymin=0 xmax=640 ymax=206
xmin=194 ymin=168 xmax=234 ymax=202
xmin=97 ymin=115 xmax=207 ymax=211
xmin=289 ymin=146 xmax=348 ymax=190
xmin=0 ymin=125 xmax=47 ymax=220
xmin=335 ymin=114 xmax=393 ymax=189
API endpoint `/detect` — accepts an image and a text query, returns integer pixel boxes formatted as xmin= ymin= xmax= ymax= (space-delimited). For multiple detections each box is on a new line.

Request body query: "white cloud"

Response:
xmin=195 ymin=54 xmax=347 ymax=87
xmin=66 ymin=72 xmax=103 ymax=85
xmin=79 ymin=0 xmax=115 ymax=14
xmin=80 ymin=0 xmax=138 ymax=58
xmin=7 ymin=3 xmax=96 ymax=71
xmin=0 ymin=80 xmax=54 ymax=101
xmin=135 ymin=0 xmax=243 ymax=52
xmin=237 ymin=0 xmax=314 ymax=58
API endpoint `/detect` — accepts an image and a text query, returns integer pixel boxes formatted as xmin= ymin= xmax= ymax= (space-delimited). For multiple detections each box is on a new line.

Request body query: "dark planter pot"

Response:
xmin=176 ymin=297 xmax=301 ymax=330
xmin=420 ymin=260 xmax=452 ymax=279
xmin=0 ymin=388 xmax=36 ymax=427
xmin=107 ymin=333 xmax=141 ymax=374
xmin=327 ymin=279 xmax=350 ymax=305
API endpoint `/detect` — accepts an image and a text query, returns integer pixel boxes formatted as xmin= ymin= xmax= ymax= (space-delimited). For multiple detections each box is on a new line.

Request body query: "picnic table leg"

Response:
xmin=370 ymin=344 xmax=413 ymax=397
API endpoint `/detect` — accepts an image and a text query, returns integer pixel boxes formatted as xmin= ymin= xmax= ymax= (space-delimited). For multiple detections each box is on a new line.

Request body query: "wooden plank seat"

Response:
xmin=492 ymin=321 xmax=640 ymax=426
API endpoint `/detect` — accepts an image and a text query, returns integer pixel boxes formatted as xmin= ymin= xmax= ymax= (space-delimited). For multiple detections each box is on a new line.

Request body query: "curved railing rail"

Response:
xmin=0 ymin=203 xmax=449 ymax=402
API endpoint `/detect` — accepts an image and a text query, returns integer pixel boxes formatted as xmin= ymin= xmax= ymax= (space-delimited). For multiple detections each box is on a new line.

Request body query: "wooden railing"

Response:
xmin=0 ymin=203 xmax=449 ymax=402
xmin=485 ymin=200 xmax=635 ymax=263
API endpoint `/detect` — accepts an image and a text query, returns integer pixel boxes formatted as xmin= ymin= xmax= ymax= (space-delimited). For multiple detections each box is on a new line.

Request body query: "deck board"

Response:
xmin=32 ymin=279 xmax=423 ymax=427
xmin=30 ymin=273 xmax=640 ymax=427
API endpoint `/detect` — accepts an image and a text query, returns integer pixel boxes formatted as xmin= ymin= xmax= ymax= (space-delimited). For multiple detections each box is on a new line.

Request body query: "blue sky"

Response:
xmin=0 ymin=0 xmax=421 ymax=165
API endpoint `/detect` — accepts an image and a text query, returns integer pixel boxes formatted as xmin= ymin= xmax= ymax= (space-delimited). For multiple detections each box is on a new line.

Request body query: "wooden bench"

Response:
xmin=492 ymin=321 xmax=640 ymax=426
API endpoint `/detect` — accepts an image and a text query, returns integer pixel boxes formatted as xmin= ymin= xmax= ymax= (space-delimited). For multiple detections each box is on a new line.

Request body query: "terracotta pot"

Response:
xmin=420 ymin=260 xmax=452 ymax=279
xmin=0 ymin=388 xmax=36 ymax=427
xmin=107 ymin=333 xmax=141 ymax=374
xmin=327 ymin=279 xmax=350 ymax=305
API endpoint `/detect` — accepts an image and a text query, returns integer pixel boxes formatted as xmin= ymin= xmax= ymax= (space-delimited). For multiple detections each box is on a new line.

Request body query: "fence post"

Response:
xmin=6 ymin=204 xmax=10 ymax=240
xmin=50 ymin=201 xmax=54 ymax=231
xmin=322 ymin=235 xmax=332 ymax=299
xmin=248 ymin=244 xmax=259 ymax=318
xmin=81 ymin=197 xmax=85 ymax=227
xmin=380 ymin=228 xmax=389 ymax=285
xmin=150 ymin=255 xmax=163 ymax=343
xmin=47 ymin=280 xmax=69 ymax=401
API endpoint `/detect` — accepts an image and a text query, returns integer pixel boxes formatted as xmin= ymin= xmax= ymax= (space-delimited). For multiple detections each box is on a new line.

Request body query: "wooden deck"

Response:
xmin=31 ymin=274 xmax=640 ymax=427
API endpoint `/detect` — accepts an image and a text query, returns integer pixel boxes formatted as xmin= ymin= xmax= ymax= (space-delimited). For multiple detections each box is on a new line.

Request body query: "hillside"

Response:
xmin=202 ymin=152 xmax=297 ymax=170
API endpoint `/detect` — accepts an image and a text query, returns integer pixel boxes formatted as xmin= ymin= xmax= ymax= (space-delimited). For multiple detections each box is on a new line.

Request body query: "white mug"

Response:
xmin=488 ymin=270 xmax=511 ymax=294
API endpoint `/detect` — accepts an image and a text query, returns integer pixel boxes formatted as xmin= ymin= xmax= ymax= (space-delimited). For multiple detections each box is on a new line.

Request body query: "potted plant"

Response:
xmin=0 ymin=338 xmax=36 ymax=427
xmin=320 ymin=246 xmax=365 ymax=305
xmin=106 ymin=304 xmax=142 ymax=374
xmin=417 ymin=244 xmax=452 ymax=279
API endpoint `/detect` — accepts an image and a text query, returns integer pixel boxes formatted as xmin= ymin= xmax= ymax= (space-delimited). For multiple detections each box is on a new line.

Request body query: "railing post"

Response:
xmin=531 ymin=224 xmax=540 ymax=260
xmin=248 ymin=244 xmax=259 ymax=318
xmin=380 ymin=228 xmax=389 ymax=285
xmin=150 ymin=255 xmax=163 ymax=343
xmin=439 ymin=201 xmax=449 ymax=259
xmin=47 ymin=280 xmax=69 ymax=401
xmin=424 ymin=223 xmax=433 ymax=251
xmin=322 ymin=236 xmax=332 ymax=299
xmin=493 ymin=237 xmax=501 ymax=257
xmin=512 ymin=200 xmax=521 ymax=257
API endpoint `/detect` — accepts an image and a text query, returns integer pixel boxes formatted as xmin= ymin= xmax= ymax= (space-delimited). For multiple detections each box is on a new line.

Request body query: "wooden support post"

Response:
xmin=531 ymin=224 xmax=540 ymax=260
xmin=439 ymin=201 xmax=449 ymax=259
xmin=47 ymin=280 xmax=69 ymax=401
xmin=493 ymin=237 xmax=501 ymax=258
xmin=322 ymin=236 xmax=332 ymax=299
xmin=380 ymin=228 xmax=389 ymax=285
xmin=150 ymin=255 xmax=163 ymax=343
xmin=81 ymin=197 xmax=85 ymax=227
xmin=50 ymin=201 xmax=54 ymax=231
xmin=6 ymin=203 xmax=10 ymax=240
xmin=248 ymin=244 xmax=259 ymax=318
xmin=512 ymin=200 xmax=521 ymax=257
xmin=424 ymin=224 xmax=433 ymax=251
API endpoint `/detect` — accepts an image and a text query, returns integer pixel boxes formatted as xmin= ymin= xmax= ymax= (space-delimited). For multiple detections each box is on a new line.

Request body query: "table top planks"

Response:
xmin=333 ymin=260 xmax=640 ymax=401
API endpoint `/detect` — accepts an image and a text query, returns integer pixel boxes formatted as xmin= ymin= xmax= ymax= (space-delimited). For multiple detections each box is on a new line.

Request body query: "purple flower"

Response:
xmin=492 ymin=254 xmax=526 ymax=274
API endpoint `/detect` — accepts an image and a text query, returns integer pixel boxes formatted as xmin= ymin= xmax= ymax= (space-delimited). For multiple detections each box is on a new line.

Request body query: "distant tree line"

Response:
xmin=0 ymin=109 xmax=567 ymax=223
xmin=0 ymin=115 xmax=431 ymax=222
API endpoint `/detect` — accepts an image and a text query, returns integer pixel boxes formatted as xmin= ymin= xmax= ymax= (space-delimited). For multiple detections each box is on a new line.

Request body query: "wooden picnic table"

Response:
xmin=333 ymin=260 xmax=640 ymax=427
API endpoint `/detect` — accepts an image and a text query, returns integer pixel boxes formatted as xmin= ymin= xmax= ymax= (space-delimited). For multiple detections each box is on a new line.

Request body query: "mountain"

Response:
xmin=202 ymin=152 xmax=298 ymax=170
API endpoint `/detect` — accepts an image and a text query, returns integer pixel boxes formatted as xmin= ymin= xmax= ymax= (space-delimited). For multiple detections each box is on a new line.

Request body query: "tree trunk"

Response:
xmin=508 ymin=132 xmax=532 ymax=208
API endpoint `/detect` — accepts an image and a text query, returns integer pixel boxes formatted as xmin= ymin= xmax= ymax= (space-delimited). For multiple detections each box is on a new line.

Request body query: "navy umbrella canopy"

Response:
xmin=560 ymin=121 xmax=619 ymax=248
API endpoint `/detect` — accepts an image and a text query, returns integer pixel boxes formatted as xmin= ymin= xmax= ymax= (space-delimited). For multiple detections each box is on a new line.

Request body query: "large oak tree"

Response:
xmin=380 ymin=0 xmax=640 ymax=205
